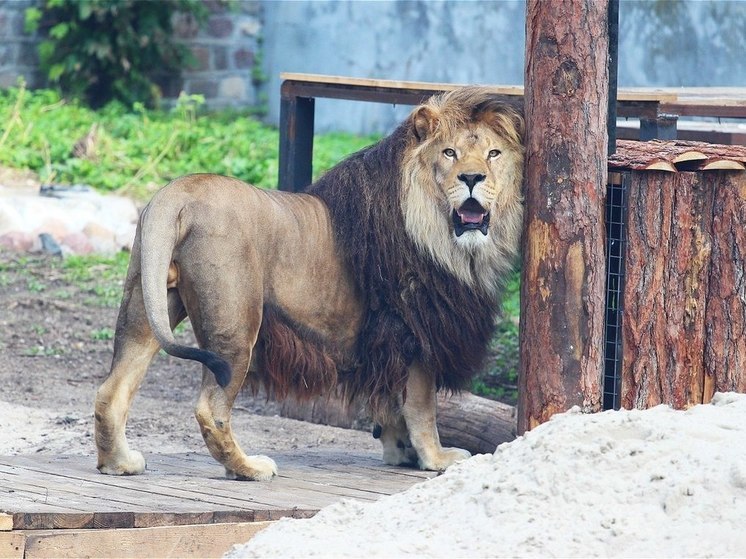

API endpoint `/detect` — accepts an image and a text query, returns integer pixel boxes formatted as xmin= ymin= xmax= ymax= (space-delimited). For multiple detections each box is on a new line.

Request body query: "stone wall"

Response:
xmin=170 ymin=1 xmax=263 ymax=108
xmin=0 ymin=0 xmax=263 ymax=109
xmin=0 ymin=0 xmax=43 ymax=89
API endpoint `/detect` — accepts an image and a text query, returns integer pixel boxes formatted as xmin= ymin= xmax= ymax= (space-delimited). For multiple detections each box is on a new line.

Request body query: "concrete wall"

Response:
xmin=262 ymin=0 xmax=746 ymax=133
xmin=262 ymin=0 xmax=526 ymax=134
xmin=0 ymin=0 xmax=43 ymax=89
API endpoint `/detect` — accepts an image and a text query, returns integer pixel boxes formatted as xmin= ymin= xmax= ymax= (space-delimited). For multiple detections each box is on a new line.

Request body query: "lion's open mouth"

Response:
xmin=453 ymin=198 xmax=490 ymax=237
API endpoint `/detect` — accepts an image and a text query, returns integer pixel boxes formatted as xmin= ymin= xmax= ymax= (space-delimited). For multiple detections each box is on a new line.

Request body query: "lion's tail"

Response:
xmin=138 ymin=188 xmax=231 ymax=388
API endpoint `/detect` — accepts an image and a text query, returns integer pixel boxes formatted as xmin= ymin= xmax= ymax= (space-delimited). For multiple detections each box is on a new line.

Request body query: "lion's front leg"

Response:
xmin=400 ymin=363 xmax=471 ymax=472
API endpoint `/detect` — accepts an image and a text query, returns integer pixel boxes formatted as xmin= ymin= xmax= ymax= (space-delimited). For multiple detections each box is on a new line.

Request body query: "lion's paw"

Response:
xmin=225 ymin=455 xmax=278 ymax=481
xmin=97 ymin=450 xmax=146 ymax=476
xmin=419 ymin=447 xmax=471 ymax=472
xmin=382 ymin=441 xmax=419 ymax=467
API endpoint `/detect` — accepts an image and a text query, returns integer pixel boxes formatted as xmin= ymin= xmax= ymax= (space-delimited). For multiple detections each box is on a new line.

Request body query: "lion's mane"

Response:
xmin=253 ymin=89 xmax=523 ymax=416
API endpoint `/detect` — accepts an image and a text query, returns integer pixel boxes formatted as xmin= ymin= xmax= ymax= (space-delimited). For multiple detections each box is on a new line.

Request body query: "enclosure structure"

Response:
xmin=604 ymin=140 xmax=746 ymax=410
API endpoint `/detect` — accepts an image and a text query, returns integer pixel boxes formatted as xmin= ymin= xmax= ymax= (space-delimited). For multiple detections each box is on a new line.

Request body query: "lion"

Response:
xmin=94 ymin=87 xmax=524 ymax=481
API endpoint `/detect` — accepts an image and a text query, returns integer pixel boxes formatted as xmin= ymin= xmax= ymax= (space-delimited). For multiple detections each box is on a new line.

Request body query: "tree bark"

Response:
xmin=704 ymin=172 xmax=746 ymax=397
xmin=520 ymin=0 xmax=609 ymax=433
xmin=621 ymin=172 xmax=713 ymax=409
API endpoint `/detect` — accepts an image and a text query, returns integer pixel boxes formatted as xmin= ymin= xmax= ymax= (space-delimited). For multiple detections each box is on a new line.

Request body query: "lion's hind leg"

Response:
xmin=95 ymin=277 xmax=184 ymax=475
xmin=375 ymin=416 xmax=418 ymax=467
xmin=188 ymin=290 xmax=277 ymax=481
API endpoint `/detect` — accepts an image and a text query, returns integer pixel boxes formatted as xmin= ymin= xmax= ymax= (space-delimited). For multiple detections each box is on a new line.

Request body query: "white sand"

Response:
xmin=228 ymin=392 xmax=746 ymax=558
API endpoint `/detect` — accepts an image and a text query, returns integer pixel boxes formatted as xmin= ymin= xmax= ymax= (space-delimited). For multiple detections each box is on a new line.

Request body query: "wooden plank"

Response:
xmin=0 ymin=453 xmax=433 ymax=530
xmin=278 ymin=73 xmax=746 ymax=106
xmin=0 ymin=532 xmax=25 ymax=559
xmin=20 ymin=521 xmax=272 ymax=559
xmin=279 ymin=72 xmax=524 ymax=96
xmin=0 ymin=460 xmax=270 ymax=515
xmin=0 ymin=515 xmax=12 ymax=532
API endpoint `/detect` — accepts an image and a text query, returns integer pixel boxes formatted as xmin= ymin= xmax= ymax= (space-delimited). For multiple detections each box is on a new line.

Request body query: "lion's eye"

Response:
xmin=488 ymin=149 xmax=502 ymax=159
xmin=443 ymin=148 xmax=456 ymax=159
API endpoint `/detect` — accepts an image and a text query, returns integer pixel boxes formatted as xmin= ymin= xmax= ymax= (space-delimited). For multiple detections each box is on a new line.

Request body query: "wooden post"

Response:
xmin=279 ymin=81 xmax=315 ymax=192
xmin=519 ymin=0 xmax=609 ymax=433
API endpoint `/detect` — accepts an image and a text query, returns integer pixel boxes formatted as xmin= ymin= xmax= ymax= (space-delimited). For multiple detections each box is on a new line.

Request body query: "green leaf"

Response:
xmin=24 ymin=7 xmax=42 ymax=33
xmin=48 ymin=63 xmax=65 ymax=82
xmin=49 ymin=22 xmax=70 ymax=40
xmin=38 ymin=41 xmax=55 ymax=65
xmin=78 ymin=1 xmax=93 ymax=20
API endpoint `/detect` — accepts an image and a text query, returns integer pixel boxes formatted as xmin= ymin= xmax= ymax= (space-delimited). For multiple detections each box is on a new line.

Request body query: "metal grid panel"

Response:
xmin=603 ymin=173 xmax=628 ymax=410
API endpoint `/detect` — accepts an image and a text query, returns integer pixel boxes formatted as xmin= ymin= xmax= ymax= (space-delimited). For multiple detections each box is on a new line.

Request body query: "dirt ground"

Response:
xmin=0 ymin=250 xmax=379 ymax=464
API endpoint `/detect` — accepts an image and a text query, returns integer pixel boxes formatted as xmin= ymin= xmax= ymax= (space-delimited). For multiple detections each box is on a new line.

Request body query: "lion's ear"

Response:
xmin=512 ymin=111 xmax=526 ymax=143
xmin=412 ymin=106 xmax=439 ymax=141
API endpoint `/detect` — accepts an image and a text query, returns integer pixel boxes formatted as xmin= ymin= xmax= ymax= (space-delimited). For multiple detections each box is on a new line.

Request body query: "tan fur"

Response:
xmin=94 ymin=88 xmax=524 ymax=480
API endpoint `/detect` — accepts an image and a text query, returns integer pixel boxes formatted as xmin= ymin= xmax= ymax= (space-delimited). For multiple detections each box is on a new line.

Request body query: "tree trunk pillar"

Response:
xmin=519 ymin=0 xmax=609 ymax=433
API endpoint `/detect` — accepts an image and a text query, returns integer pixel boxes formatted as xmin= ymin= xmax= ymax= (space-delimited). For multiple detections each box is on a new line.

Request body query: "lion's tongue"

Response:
xmin=458 ymin=210 xmax=485 ymax=224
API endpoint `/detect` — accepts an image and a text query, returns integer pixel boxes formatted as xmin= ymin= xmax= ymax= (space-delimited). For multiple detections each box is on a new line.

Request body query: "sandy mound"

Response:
xmin=228 ymin=393 xmax=746 ymax=558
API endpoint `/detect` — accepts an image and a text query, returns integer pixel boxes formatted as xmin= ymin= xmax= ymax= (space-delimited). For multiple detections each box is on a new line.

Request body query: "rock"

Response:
xmin=82 ymin=222 xmax=118 ymax=254
xmin=60 ymin=232 xmax=94 ymax=256
xmin=0 ymin=231 xmax=34 ymax=252
xmin=0 ymin=182 xmax=139 ymax=255
xmin=39 ymin=233 xmax=62 ymax=257
xmin=33 ymin=217 xmax=70 ymax=242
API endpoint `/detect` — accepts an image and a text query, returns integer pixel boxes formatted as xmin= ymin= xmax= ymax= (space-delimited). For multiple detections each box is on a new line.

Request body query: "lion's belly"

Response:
xmin=260 ymin=192 xmax=364 ymax=353
xmin=266 ymin=246 xmax=364 ymax=353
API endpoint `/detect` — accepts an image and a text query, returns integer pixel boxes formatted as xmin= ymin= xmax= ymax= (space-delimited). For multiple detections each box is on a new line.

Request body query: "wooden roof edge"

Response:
xmin=608 ymin=160 xmax=677 ymax=173
xmin=279 ymin=73 xmax=524 ymax=95
xmin=700 ymin=160 xmax=746 ymax=171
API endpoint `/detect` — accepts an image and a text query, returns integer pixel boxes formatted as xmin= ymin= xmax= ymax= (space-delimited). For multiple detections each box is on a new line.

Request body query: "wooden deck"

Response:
xmin=0 ymin=451 xmax=434 ymax=558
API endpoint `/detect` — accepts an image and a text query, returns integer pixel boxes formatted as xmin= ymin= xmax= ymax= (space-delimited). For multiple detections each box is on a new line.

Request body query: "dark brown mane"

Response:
xmin=302 ymin=112 xmax=501 ymax=413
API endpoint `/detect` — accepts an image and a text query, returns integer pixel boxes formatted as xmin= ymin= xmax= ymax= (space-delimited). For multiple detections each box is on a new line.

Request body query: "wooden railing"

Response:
xmin=278 ymin=73 xmax=746 ymax=191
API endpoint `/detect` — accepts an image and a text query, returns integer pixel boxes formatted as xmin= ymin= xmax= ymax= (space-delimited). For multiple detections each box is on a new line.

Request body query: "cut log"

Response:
xmin=276 ymin=392 xmax=517 ymax=456
xmin=610 ymin=139 xmax=746 ymax=172
xmin=520 ymin=0 xmax=608 ymax=432
xmin=701 ymin=160 xmax=745 ymax=171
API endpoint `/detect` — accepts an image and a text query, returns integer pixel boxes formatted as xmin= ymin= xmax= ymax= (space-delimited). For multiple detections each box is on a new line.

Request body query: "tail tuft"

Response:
xmin=163 ymin=344 xmax=233 ymax=388
xmin=203 ymin=354 xmax=232 ymax=388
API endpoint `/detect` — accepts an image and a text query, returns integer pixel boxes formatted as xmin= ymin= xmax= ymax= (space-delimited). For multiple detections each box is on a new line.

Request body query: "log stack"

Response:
xmin=609 ymin=140 xmax=746 ymax=409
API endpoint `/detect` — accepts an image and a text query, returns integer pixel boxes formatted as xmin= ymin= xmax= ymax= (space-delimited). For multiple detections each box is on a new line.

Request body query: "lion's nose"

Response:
xmin=458 ymin=173 xmax=486 ymax=193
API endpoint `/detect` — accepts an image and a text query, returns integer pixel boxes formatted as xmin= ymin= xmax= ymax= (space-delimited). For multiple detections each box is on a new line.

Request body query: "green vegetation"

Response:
xmin=25 ymin=0 xmax=207 ymax=108
xmin=470 ymin=270 xmax=520 ymax=405
xmin=0 ymin=84 xmax=378 ymax=200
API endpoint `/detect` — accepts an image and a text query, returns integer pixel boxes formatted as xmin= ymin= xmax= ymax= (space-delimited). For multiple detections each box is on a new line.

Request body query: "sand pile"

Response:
xmin=228 ymin=392 xmax=746 ymax=558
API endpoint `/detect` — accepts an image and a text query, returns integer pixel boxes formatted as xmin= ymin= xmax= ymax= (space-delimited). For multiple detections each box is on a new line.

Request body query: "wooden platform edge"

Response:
xmin=0 ymin=521 xmax=273 ymax=559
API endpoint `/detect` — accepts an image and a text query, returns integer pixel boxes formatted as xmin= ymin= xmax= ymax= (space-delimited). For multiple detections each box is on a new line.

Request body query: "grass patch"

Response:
xmin=0 ymin=84 xmax=379 ymax=200
xmin=62 ymin=252 xmax=129 ymax=307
